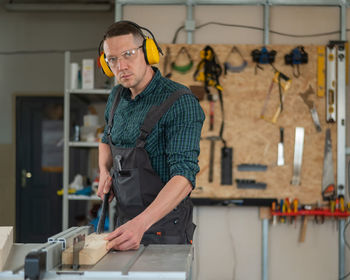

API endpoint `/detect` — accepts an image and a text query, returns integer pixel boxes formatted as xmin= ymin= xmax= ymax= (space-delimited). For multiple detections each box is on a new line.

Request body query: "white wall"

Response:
xmin=0 ymin=2 xmax=349 ymax=280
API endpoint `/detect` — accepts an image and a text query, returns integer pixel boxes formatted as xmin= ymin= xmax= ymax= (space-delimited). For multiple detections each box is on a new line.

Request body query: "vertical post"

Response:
xmin=263 ymin=1 xmax=270 ymax=45
xmin=338 ymin=3 xmax=347 ymax=279
xmin=63 ymin=51 xmax=71 ymax=230
xmin=115 ymin=0 xmax=122 ymax=22
xmin=186 ymin=0 xmax=195 ymax=44
xmin=262 ymin=218 xmax=269 ymax=280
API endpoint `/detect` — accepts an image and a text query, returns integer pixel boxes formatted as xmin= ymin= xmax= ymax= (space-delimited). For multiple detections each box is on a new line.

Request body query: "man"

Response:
xmin=97 ymin=21 xmax=205 ymax=251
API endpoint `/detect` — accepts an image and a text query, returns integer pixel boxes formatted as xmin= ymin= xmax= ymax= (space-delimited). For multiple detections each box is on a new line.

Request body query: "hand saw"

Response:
xmin=322 ymin=128 xmax=335 ymax=200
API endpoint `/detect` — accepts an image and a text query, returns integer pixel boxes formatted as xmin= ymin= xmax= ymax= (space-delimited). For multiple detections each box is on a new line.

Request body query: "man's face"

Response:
xmin=103 ymin=34 xmax=148 ymax=92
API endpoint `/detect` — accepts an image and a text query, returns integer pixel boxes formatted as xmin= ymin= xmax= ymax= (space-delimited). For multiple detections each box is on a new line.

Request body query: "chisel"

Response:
xmin=97 ymin=192 xmax=110 ymax=234
xmin=277 ymin=127 xmax=284 ymax=166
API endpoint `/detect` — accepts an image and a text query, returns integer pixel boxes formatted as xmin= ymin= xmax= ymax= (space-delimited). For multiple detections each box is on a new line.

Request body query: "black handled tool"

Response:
xmin=97 ymin=192 xmax=110 ymax=234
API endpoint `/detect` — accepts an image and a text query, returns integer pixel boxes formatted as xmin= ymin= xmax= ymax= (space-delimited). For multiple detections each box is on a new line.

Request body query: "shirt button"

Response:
xmin=174 ymin=219 xmax=179 ymax=224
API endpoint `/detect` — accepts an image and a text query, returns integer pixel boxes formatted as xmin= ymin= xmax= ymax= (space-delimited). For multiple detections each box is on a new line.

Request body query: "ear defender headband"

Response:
xmin=98 ymin=21 xmax=163 ymax=77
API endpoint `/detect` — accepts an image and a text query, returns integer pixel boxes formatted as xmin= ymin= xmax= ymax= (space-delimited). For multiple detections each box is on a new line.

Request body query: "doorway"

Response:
xmin=16 ymin=96 xmax=63 ymax=243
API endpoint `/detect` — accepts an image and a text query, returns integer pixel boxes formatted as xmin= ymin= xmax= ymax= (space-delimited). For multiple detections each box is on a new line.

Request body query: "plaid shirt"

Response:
xmin=102 ymin=67 xmax=205 ymax=188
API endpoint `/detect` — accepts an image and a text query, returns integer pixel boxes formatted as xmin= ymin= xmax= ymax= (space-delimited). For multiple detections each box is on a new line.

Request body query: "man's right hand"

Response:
xmin=97 ymin=170 xmax=113 ymax=202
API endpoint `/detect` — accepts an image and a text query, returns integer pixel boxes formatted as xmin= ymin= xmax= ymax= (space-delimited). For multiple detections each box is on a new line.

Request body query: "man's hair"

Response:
xmin=104 ymin=21 xmax=144 ymax=44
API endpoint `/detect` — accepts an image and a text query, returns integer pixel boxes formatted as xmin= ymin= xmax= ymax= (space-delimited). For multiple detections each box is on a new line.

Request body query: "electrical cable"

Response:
xmin=339 ymin=219 xmax=350 ymax=280
xmin=225 ymin=207 xmax=237 ymax=280
xmin=195 ymin=206 xmax=200 ymax=280
xmin=172 ymin=21 xmax=344 ymax=44
xmin=348 ymin=159 xmax=350 ymax=198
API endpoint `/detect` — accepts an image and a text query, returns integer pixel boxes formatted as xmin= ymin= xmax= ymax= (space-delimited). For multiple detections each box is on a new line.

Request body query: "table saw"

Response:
xmin=0 ymin=226 xmax=193 ymax=280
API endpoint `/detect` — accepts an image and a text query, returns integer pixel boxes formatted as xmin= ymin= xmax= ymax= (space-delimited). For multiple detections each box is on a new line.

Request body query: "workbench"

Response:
xmin=0 ymin=229 xmax=193 ymax=280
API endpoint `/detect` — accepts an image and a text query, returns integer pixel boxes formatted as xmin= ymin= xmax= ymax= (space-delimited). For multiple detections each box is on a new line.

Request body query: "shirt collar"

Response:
xmin=121 ymin=67 xmax=161 ymax=101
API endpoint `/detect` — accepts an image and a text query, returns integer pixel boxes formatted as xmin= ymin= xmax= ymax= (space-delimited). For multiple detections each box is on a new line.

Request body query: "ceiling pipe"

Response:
xmin=5 ymin=2 xmax=113 ymax=12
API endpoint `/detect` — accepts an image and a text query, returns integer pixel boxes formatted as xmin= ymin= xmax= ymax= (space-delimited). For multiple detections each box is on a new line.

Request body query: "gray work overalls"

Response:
xmin=106 ymin=87 xmax=196 ymax=244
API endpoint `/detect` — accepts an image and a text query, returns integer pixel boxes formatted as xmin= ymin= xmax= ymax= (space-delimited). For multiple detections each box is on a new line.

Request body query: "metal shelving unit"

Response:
xmin=62 ymin=51 xmax=115 ymax=232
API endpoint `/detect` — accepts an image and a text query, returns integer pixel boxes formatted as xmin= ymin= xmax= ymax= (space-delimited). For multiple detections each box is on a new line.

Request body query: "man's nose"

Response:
xmin=117 ymin=58 xmax=128 ymax=70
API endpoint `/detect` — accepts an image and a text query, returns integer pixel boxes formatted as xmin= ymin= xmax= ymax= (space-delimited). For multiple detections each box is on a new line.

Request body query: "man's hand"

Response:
xmin=98 ymin=143 xmax=114 ymax=202
xmin=105 ymin=217 xmax=146 ymax=251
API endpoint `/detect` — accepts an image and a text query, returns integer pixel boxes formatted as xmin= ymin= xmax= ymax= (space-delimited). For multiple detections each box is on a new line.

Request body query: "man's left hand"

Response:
xmin=105 ymin=218 xmax=146 ymax=251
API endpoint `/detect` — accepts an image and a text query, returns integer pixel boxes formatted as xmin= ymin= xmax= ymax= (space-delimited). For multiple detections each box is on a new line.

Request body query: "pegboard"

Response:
xmin=159 ymin=44 xmax=337 ymax=204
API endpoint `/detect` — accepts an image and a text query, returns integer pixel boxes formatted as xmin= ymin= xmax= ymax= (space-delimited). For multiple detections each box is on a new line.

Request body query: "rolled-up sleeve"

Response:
xmin=165 ymin=94 xmax=205 ymax=188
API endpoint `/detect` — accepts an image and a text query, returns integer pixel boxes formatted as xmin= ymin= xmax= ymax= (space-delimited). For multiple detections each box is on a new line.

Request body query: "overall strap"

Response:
xmin=136 ymin=89 xmax=191 ymax=148
xmin=107 ymin=86 xmax=123 ymax=145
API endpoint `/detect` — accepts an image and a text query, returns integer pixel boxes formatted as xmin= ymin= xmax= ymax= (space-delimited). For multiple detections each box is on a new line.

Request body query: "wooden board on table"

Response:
xmin=62 ymin=233 xmax=109 ymax=265
xmin=0 ymin=227 xmax=13 ymax=271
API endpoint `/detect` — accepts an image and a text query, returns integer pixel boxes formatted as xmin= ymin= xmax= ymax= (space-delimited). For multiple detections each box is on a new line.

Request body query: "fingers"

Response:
xmin=104 ymin=226 xmax=141 ymax=251
xmin=107 ymin=235 xmax=140 ymax=251
xmin=103 ymin=176 xmax=112 ymax=194
xmin=97 ymin=174 xmax=112 ymax=198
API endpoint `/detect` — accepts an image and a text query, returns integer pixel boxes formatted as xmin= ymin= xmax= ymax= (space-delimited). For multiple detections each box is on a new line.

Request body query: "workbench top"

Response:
xmin=1 ymin=243 xmax=193 ymax=280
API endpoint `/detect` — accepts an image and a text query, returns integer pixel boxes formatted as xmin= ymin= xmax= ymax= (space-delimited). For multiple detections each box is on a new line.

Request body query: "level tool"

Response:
xmin=291 ymin=127 xmax=304 ymax=185
xmin=317 ymin=46 xmax=326 ymax=97
xmin=326 ymin=44 xmax=337 ymax=122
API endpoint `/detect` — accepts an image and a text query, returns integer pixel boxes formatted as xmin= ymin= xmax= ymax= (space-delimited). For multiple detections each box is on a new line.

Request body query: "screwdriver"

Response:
xmin=272 ymin=201 xmax=277 ymax=226
xmin=293 ymin=198 xmax=299 ymax=226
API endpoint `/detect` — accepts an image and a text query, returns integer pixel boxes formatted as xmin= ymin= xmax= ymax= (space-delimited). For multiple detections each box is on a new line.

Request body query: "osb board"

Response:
xmin=159 ymin=44 xmax=337 ymax=204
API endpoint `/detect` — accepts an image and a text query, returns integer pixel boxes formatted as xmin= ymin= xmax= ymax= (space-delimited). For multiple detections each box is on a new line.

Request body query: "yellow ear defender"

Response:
xmin=143 ymin=36 xmax=160 ymax=65
xmin=98 ymin=21 xmax=163 ymax=77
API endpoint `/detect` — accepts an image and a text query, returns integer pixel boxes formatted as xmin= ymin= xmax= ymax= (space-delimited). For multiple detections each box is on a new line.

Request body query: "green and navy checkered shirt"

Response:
xmin=101 ymin=67 xmax=205 ymax=188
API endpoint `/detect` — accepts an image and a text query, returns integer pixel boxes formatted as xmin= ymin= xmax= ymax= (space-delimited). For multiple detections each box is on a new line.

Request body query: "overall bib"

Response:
xmin=106 ymin=87 xmax=196 ymax=244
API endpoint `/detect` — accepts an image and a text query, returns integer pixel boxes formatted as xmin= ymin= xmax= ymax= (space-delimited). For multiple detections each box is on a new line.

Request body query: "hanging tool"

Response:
xmin=221 ymin=147 xmax=233 ymax=185
xmin=260 ymin=70 xmax=291 ymax=124
xmin=322 ymin=128 xmax=335 ymax=200
xmin=326 ymin=43 xmax=337 ymax=123
xmin=271 ymin=201 xmax=277 ymax=226
xmin=291 ymin=127 xmax=305 ymax=185
xmin=204 ymin=136 xmax=221 ymax=183
xmin=317 ymin=46 xmax=326 ymax=97
xmin=237 ymin=164 xmax=267 ymax=172
xmin=300 ymin=85 xmax=322 ymax=132
xmin=171 ymin=46 xmax=193 ymax=74
xmin=251 ymin=46 xmax=276 ymax=74
xmin=224 ymin=46 xmax=247 ymax=74
xmin=277 ymin=127 xmax=284 ymax=166
xmin=235 ymin=179 xmax=267 ymax=190
xmin=284 ymin=46 xmax=308 ymax=78
xmin=193 ymin=45 xmax=224 ymax=132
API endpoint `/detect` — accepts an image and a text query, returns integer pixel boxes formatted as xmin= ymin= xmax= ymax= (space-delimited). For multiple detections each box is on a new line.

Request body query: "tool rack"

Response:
xmin=272 ymin=209 xmax=350 ymax=219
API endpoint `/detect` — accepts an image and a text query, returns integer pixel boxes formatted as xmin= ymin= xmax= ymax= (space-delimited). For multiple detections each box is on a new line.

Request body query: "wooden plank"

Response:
xmin=0 ymin=227 xmax=13 ymax=271
xmin=62 ymin=233 xmax=109 ymax=265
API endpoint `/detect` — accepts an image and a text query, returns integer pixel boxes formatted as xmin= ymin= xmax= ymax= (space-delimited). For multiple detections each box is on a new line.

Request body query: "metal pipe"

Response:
xmin=63 ymin=51 xmax=71 ymax=230
xmin=263 ymin=1 xmax=270 ymax=45
xmin=339 ymin=219 xmax=346 ymax=279
xmin=186 ymin=0 xmax=194 ymax=44
xmin=115 ymin=1 xmax=123 ymax=21
xmin=262 ymin=219 xmax=269 ymax=280
xmin=338 ymin=5 xmax=347 ymax=276
xmin=5 ymin=3 xmax=112 ymax=12
xmin=340 ymin=2 xmax=346 ymax=41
